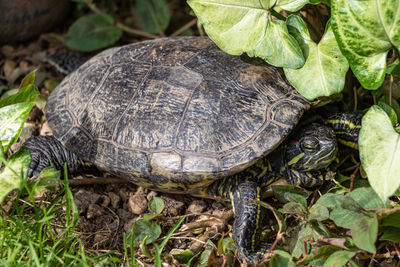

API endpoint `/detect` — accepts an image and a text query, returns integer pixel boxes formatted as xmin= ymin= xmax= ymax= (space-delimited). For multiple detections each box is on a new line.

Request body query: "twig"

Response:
xmin=84 ymin=0 xmax=159 ymax=39
xmin=116 ymin=22 xmax=159 ymax=39
xmin=170 ymin=19 xmax=197 ymax=37
xmin=349 ymin=163 xmax=360 ymax=192
xmin=353 ymin=85 xmax=358 ymax=111
xmin=197 ymin=20 xmax=205 ymax=36
xmin=85 ymin=0 xmax=102 ymax=14
xmin=68 ymin=177 xmax=128 ymax=186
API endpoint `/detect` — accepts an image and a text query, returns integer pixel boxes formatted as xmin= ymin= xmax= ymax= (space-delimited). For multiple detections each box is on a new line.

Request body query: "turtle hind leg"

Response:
xmin=23 ymin=135 xmax=89 ymax=179
xmin=230 ymin=181 xmax=270 ymax=263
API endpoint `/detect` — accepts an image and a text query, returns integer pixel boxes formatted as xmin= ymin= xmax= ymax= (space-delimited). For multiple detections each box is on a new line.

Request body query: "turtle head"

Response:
xmin=285 ymin=123 xmax=338 ymax=172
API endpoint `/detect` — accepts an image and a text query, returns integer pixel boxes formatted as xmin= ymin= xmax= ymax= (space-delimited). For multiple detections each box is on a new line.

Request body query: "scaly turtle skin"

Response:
xmin=24 ymin=37 xmax=361 ymax=263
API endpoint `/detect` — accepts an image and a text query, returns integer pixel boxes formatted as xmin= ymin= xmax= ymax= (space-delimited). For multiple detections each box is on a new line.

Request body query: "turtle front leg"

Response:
xmin=230 ymin=181 xmax=270 ymax=263
xmin=23 ymin=135 xmax=90 ymax=178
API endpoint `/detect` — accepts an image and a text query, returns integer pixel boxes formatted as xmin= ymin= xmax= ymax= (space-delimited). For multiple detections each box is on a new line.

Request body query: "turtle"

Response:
xmin=24 ymin=36 xmax=362 ymax=263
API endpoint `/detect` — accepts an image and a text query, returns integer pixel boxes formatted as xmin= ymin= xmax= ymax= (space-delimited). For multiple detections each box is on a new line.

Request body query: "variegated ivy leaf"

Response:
xmin=0 ymin=147 xmax=30 ymax=202
xmin=331 ymin=0 xmax=400 ymax=89
xmin=359 ymin=105 xmax=400 ymax=201
xmin=187 ymin=0 xmax=305 ymax=68
xmin=284 ymin=15 xmax=348 ymax=100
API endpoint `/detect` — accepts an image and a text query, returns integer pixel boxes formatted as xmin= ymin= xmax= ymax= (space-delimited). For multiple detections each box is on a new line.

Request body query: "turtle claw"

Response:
xmin=24 ymin=136 xmax=53 ymax=180
xmin=23 ymin=135 xmax=85 ymax=179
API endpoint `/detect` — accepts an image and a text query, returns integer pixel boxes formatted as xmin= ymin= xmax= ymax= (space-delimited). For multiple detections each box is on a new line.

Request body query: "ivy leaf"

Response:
xmin=277 ymin=0 xmax=321 ymax=12
xmin=187 ymin=0 xmax=305 ymax=68
xmin=0 ymin=102 xmax=35 ymax=151
xmin=65 ymin=14 xmax=122 ymax=52
xmin=331 ymin=0 xmax=400 ymax=89
xmin=0 ymin=147 xmax=30 ymax=202
xmin=0 ymin=85 xmax=39 ymax=109
xmin=136 ymin=0 xmax=170 ymax=34
xmin=359 ymin=105 xmax=400 ymax=201
xmin=284 ymin=16 xmax=348 ymax=100
xmin=19 ymin=69 xmax=36 ymax=89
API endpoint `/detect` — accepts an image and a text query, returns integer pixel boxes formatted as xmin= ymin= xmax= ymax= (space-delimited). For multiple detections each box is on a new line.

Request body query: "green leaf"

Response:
xmin=381 ymin=212 xmax=400 ymax=228
xmin=0 ymin=85 xmax=39 ymax=109
xmin=284 ymin=16 xmax=349 ymax=100
xmin=19 ymin=69 xmax=36 ymax=89
xmin=136 ymin=0 xmax=170 ymax=34
xmin=387 ymin=59 xmax=400 ymax=75
xmin=270 ymin=250 xmax=295 ymax=267
xmin=351 ymin=214 xmax=378 ymax=253
xmin=277 ymin=0 xmax=314 ymax=12
xmin=349 ymin=187 xmax=385 ymax=210
xmin=331 ymin=0 xmax=400 ymax=89
xmin=148 ymin=196 xmax=165 ymax=214
xmin=29 ymin=166 xmax=61 ymax=195
xmin=65 ymin=14 xmax=123 ymax=52
xmin=359 ymin=105 xmax=400 ymax=201
xmin=0 ymin=102 xmax=35 ymax=151
xmin=187 ymin=0 xmax=305 ymax=68
xmin=129 ymin=219 xmax=162 ymax=246
xmin=308 ymin=203 xmax=329 ymax=221
xmin=301 ymin=245 xmax=342 ymax=266
xmin=272 ymin=185 xmax=310 ymax=206
xmin=279 ymin=202 xmax=307 ymax=214
xmin=380 ymin=226 xmax=400 ymax=243
xmin=170 ymin=249 xmax=194 ymax=264
xmin=324 ymin=250 xmax=356 ymax=267
xmin=328 ymin=196 xmax=378 ymax=253
xmin=0 ymin=147 xmax=31 ymax=202
xmin=289 ymin=223 xmax=313 ymax=258
xmin=378 ymin=101 xmax=398 ymax=125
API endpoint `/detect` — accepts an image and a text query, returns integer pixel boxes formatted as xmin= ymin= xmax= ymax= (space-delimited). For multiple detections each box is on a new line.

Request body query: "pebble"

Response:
xmin=161 ymin=195 xmax=185 ymax=217
xmin=128 ymin=187 xmax=147 ymax=215
xmin=86 ymin=204 xmax=103 ymax=219
xmin=187 ymin=200 xmax=207 ymax=214
xmin=108 ymin=192 xmax=121 ymax=209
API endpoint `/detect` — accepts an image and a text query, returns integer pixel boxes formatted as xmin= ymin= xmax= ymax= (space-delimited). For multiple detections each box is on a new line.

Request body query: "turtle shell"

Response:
xmin=46 ymin=37 xmax=310 ymax=192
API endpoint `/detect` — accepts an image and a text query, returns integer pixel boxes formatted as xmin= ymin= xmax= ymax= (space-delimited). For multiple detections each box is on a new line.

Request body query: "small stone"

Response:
xmin=74 ymin=189 xmax=102 ymax=214
xmin=101 ymin=195 xmax=110 ymax=207
xmin=86 ymin=204 xmax=103 ymax=219
xmin=108 ymin=192 xmax=120 ymax=209
xmin=118 ymin=188 xmax=129 ymax=202
xmin=161 ymin=195 xmax=185 ymax=217
xmin=187 ymin=200 xmax=207 ymax=214
xmin=128 ymin=187 xmax=147 ymax=215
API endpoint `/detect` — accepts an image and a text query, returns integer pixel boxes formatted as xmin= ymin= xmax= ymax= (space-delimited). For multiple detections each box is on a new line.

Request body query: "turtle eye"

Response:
xmin=301 ymin=137 xmax=320 ymax=152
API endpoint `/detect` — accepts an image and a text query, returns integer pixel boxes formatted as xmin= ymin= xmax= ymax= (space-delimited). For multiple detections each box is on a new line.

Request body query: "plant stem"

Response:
xmin=85 ymin=0 xmax=159 ymax=39
xmin=300 ymin=13 xmax=322 ymax=41
xmin=116 ymin=22 xmax=159 ymax=39
xmin=270 ymin=9 xmax=286 ymax=21
xmin=171 ymin=19 xmax=197 ymax=37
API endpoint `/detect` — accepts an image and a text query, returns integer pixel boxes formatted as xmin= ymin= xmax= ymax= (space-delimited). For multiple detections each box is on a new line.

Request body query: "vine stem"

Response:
xmin=390 ymin=74 xmax=393 ymax=107
xmin=170 ymin=19 xmax=197 ymax=37
xmin=270 ymin=9 xmax=286 ymax=21
xmin=84 ymin=0 xmax=159 ymax=39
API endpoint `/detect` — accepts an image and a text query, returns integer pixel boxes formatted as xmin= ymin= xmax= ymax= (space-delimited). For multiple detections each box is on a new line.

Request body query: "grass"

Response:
xmin=0 ymin=172 xmax=121 ymax=266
